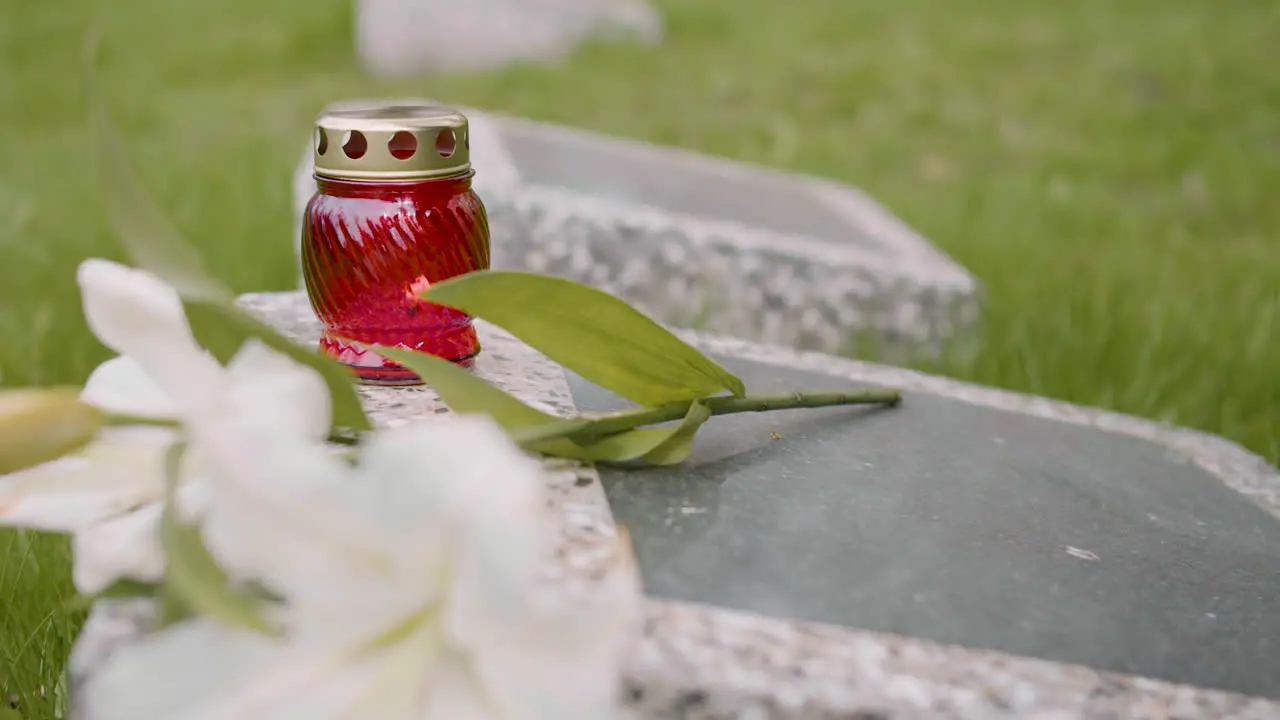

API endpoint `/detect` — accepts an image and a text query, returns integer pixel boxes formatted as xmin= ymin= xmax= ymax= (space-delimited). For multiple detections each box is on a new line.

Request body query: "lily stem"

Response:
xmin=562 ymin=388 xmax=901 ymax=444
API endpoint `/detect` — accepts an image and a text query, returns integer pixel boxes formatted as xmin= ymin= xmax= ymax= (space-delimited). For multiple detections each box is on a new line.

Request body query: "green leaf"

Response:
xmin=367 ymin=345 xmax=594 ymax=459
xmin=635 ymin=399 xmax=712 ymax=465
xmin=421 ymin=271 xmax=745 ymax=406
xmin=563 ymin=427 xmax=675 ymax=463
xmin=158 ymin=442 xmax=279 ymax=636
xmin=573 ymin=400 xmax=711 ymax=466
xmin=85 ymin=54 xmax=369 ymax=432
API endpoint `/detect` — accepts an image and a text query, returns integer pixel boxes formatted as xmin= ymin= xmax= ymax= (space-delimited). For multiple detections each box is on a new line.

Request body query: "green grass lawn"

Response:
xmin=2 ymin=0 xmax=1278 ymax=714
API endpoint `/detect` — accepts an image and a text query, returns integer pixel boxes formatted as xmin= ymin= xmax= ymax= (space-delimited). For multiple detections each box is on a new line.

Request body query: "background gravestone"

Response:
xmin=355 ymin=0 xmax=663 ymax=75
xmin=293 ymin=101 xmax=980 ymax=358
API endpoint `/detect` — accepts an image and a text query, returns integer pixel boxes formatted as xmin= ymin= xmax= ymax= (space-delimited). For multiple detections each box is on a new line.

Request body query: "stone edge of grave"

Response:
xmin=292 ymin=101 xmax=981 ymax=355
xmin=67 ymin=292 xmax=1280 ymax=719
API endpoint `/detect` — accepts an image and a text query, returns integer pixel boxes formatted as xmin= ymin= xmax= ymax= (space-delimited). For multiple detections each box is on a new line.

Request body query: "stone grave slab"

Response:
xmin=354 ymin=0 xmax=663 ymax=76
xmin=292 ymin=100 xmax=980 ymax=359
xmin=577 ymin=357 xmax=1280 ymax=700
xmin=70 ymin=293 xmax=1280 ymax=719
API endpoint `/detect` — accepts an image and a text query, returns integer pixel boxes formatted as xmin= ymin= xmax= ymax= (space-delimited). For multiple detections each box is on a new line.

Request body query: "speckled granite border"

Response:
xmin=627 ymin=599 xmax=1280 ymax=720
xmin=69 ymin=293 xmax=1280 ymax=720
xmin=291 ymin=102 xmax=980 ymax=359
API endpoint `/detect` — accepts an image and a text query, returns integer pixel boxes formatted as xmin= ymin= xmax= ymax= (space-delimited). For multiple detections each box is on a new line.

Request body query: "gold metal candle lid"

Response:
xmin=313 ymin=103 xmax=471 ymax=180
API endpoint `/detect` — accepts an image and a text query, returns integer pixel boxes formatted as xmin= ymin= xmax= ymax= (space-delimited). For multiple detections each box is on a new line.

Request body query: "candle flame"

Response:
xmin=405 ymin=275 xmax=432 ymax=302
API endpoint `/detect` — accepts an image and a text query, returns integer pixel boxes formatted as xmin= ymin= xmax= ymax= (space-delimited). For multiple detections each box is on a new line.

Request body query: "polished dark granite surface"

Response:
xmin=571 ymin=358 xmax=1280 ymax=699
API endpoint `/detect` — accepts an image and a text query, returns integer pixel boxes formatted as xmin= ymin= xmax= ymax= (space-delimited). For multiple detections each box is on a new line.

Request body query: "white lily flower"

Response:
xmin=0 ymin=259 xmax=331 ymax=593
xmin=79 ymin=414 xmax=643 ymax=720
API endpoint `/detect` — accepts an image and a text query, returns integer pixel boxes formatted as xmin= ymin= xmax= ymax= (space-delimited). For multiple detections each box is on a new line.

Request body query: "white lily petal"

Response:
xmin=197 ymin=426 xmax=389 ymax=612
xmin=71 ymin=482 xmax=210 ymax=595
xmin=223 ymin=339 xmax=331 ymax=442
xmin=416 ymin=653 xmax=495 ymax=720
xmin=72 ymin=503 xmax=165 ymax=595
xmin=324 ymin=621 xmax=445 ymax=719
xmin=225 ymin=655 xmax=382 ymax=720
xmin=76 ymin=259 xmax=222 ymax=415
xmin=85 ymin=617 xmax=404 ymax=720
xmin=466 ymin=537 xmax=643 ymax=720
xmin=81 ymin=355 xmax=179 ymax=419
xmin=0 ymin=438 xmax=169 ymax=531
xmin=79 ymin=619 xmax=283 ymax=720
xmin=358 ymin=417 xmax=548 ymax=618
xmin=185 ymin=387 xmax=421 ymax=643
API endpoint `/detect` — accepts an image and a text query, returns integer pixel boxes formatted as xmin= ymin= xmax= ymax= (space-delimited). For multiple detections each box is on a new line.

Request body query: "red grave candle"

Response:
xmin=300 ymin=104 xmax=490 ymax=385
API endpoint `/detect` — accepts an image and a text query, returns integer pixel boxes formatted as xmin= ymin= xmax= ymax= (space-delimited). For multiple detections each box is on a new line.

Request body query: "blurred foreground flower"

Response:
xmin=0 ymin=256 xmax=642 ymax=718
xmin=79 ymin=414 xmax=642 ymax=720
xmin=0 ymin=258 xmax=332 ymax=594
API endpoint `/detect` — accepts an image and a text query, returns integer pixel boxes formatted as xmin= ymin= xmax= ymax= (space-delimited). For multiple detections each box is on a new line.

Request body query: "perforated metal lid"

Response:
xmin=313 ymin=103 xmax=470 ymax=180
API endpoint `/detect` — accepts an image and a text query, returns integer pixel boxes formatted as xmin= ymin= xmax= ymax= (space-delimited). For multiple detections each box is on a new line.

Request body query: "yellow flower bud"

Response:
xmin=0 ymin=387 xmax=104 ymax=475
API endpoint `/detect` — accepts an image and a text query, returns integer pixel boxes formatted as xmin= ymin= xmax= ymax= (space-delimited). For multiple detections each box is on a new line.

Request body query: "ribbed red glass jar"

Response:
xmin=300 ymin=104 xmax=490 ymax=385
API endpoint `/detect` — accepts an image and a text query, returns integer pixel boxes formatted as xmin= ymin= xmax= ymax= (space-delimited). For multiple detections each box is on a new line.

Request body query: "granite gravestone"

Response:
xmin=573 ymin=347 xmax=1280 ymax=700
xmin=354 ymin=0 xmax=662 ymax=75
xmin=293 ymin=103 xmax=979 ymax=358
